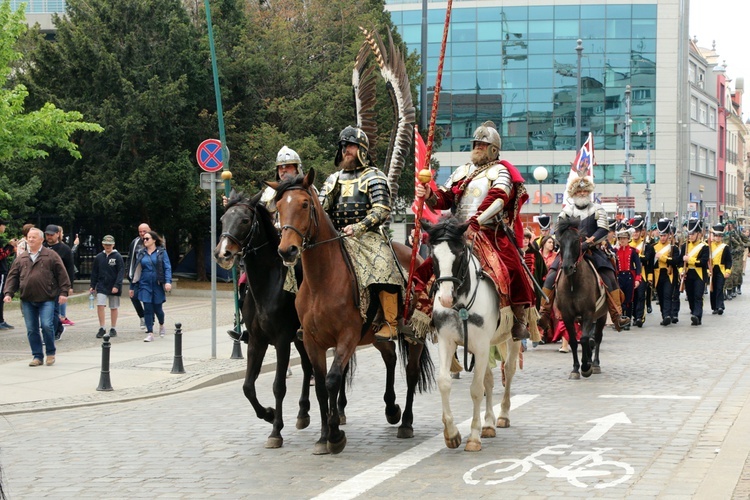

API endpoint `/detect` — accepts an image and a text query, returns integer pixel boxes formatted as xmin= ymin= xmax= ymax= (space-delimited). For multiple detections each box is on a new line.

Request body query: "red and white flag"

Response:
xmin=411 ymin=128 xmax=441 ymax=223
xmin=564 ymin=132 xmax=596 ymax=206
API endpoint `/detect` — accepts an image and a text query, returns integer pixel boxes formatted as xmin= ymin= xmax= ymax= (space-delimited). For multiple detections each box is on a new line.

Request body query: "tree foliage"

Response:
xmin=6 ymin=0 xmax=422 ymax=269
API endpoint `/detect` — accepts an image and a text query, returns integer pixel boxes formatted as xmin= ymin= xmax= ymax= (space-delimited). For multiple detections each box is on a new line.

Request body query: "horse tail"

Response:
xmin=343 ymin=353 xmax=357 ymax=391
xmin=398 ymin=337 xmax=435 ymax=393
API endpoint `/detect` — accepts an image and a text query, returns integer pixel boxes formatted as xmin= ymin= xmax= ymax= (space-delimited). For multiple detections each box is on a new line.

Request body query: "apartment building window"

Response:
xmin=708 ymin=107 xmax=716 ymax=129
xmin=689 ymin=62 xmax=696 ymax=83
xmin=690 ymin=144 xmax=697 ymax=172
xmin=698 ymin=148 xmax=707 ymax=174
xmin=708 ymin=151 xmax=716 ymax=176
xmin=690 ymin=97 xmax=698 ymax=120
xmin=699 ymin=102 xmax=707 ymax=124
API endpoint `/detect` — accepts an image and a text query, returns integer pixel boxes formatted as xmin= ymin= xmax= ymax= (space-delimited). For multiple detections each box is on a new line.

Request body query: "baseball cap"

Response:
xmin=44 ymin=224 xmax=59 ymax=235
xmin=102 ymin=235 xmax=115 ymax=245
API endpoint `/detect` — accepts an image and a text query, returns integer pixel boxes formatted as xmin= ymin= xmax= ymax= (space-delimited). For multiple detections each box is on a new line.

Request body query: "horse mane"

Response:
xmin=424 ymin=215 xmax=468 ymax=243
xmin=556 ymin=216 xmax=580 ymax=236
xmin=273 ymin=174 xmax=305 ymax=202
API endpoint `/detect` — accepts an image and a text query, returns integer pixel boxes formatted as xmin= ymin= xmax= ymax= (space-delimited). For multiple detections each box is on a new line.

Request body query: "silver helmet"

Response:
xmin=275 ymin=145 xmax=303 ymax=180
xmin=472 ymin=121 xmax=501 ymax=161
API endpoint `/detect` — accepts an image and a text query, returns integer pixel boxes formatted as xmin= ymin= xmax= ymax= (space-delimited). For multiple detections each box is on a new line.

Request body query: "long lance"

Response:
xmin=404 ymin=0 xmax=453 ymax=318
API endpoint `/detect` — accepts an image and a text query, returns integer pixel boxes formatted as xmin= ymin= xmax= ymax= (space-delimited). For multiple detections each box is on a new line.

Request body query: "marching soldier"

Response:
xmin=629 ymin=216 xmax=654 ymax=328
xmin=652 ymin=219 xmax=680 ymax=326
xmin=682 ymin=218 xmax=709 ymax=326
xmin=708 ymin=223 xmax=732 ymax=315
xmin=614 ymin=225 xmax=642 ymax=330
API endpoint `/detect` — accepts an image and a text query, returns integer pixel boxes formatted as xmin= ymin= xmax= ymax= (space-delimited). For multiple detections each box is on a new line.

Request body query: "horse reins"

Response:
xmin=220 ymin=203 xmax=268 ymax=259
xmin=278 ymin=186 xmax=348 ymax=251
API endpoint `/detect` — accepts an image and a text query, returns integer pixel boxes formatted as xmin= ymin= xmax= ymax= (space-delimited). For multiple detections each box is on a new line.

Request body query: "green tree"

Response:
xmin=0 ymin=0 xmax=102 ymax=225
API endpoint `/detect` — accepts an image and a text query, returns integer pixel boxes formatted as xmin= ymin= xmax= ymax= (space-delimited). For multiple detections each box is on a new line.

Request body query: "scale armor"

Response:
xmin=319 ymin=166 xmax=391 ymax=234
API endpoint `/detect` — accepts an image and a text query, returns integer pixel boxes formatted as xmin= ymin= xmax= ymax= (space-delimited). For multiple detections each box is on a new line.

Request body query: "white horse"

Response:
xmin=423 ymin=216 xmax=520 ymax=452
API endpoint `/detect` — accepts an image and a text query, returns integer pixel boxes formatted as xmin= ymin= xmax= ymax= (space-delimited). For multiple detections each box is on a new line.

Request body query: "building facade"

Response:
xmin=386 ymin=0 xmax=693 ymax=223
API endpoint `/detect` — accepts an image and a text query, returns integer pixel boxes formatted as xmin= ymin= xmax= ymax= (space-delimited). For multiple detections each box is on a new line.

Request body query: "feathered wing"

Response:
xmin=360 ymin=27 xmax=416 ymax=204
xmin=352 ymin=40 xmax=379 ymax=162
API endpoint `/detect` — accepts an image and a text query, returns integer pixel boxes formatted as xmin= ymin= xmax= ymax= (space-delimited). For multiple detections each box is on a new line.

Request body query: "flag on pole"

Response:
xmin=411 ymin=128 xmax=441 ymax=223
xmin=564 ymin=132 xmax=596 ymax=206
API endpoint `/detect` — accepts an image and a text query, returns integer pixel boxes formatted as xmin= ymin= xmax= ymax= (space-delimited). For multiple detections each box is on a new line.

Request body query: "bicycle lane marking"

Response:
xmin=312 ymin=394 xmax=538 ymax=500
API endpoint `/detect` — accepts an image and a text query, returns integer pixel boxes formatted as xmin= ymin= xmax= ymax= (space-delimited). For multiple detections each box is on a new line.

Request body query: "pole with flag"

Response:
xmin=403 ymin=0 xmax=453 ymax=318
xmin=563 ymin=131 xmax=595 ymax=207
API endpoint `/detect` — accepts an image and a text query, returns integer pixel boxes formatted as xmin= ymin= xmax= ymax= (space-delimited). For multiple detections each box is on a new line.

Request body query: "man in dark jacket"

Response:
xmin=89 ymin=235 xmax=125 ymax=338
xmin=43 ymin=224 xmax=75 ymax=339
xmin=4 ymin=228 xmax=71 ymax=366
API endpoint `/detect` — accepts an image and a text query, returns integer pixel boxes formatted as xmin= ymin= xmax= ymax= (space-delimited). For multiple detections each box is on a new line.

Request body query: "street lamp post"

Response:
xmin=623 ymin=85 xmax=633 ymax=219
xmin=639 ymin=118 xmax=652 ymax=230
xmin=533 ymin=166 xmax=549 ymax=216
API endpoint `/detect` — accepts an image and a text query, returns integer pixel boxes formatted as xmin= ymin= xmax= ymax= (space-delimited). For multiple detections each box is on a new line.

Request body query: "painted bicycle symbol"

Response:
xmin=463 ymin=444 xmax=633 ymax=489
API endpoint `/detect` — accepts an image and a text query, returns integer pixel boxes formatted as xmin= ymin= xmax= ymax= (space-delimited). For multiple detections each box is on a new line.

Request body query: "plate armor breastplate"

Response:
xmin=446 ymin=162 xmax=511 ymax=222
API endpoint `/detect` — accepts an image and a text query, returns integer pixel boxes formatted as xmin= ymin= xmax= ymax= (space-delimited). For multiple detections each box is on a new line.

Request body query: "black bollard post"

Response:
xmin=96 ymin=334 xmax=114 ymax=391
xmin=171 ymin=323 xmax=185 ymax=374
xmin=230 ymin=335 xmax=244 ymax=360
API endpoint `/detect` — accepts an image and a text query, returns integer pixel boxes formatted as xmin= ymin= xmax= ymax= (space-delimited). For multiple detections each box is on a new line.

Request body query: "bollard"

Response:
xmin=171 ymin=322 xmax=186 ymax=374
xmin=230 ymin=335 xmax=244 ymax=360
xmin=96 ymin=334 xmax=114 ymax=391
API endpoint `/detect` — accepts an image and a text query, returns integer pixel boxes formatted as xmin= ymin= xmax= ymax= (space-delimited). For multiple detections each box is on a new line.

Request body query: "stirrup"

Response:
xmin=374 ymin=323 xmax=398 ymax=342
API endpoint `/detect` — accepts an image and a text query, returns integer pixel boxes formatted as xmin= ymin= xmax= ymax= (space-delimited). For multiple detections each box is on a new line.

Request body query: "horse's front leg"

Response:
xmin=465 ymin=347 xmax=489 ymax=452
xmin=306 ymin=344 xmax=330 ymax=455
xmin=374 ymin=340 xmax=401 ymax=425
xmin=564 ymin=319 xmax=581 ymax=380
xmin=242 ymin=338 xmax=273 ymax=422
xmin=293 ymin=337 xmax=312 ymax=430
xmin=325 ymin=343 xmax=355 ymax=455
xmin=265 ymin=341 xmax=292 ymax=448
xmin=438 ymin=339 xmax=461 ymax=449
xmin=592 ymin=316 xmax=606 ymax=374
xmin=496 ymin=339 xmax=520 ymax=428
xmin=580 ymin=320 xmax=596 ymax=378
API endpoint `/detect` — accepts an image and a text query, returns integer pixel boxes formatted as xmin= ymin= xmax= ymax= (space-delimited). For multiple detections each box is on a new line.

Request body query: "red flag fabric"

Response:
xmin=411 ymin=130 xmax=441 ymax=223
xmin=563 ymin=132 xmax=596 ymax=207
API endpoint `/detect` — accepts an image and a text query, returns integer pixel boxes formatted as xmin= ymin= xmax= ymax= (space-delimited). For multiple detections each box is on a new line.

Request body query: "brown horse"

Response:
xmin=269 ymin=168 xmax=433 ymax=455
xmin=555 ymin=217 xmax=607 ymax=380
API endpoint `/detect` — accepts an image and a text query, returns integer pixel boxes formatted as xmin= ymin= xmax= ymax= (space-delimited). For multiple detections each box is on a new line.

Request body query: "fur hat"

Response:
xmin=566 ymin=174 xmax=595 ymax=198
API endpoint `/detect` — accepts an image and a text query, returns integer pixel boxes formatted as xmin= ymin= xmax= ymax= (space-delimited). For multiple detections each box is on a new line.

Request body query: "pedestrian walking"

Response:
xmin=3 ymin=228 xmax=71 ymax=366
xmin=126 ymin=223 xmax=150 ymax=329
xmin=43 ymin=224 xmax=75 ymax=340
xmin=129 ymin=231 xmax=172 ymax=342
xmin=89 ymin=235 xmax=124 ymax=338
xmin=0 ymin=217 xmax=18 ymax=330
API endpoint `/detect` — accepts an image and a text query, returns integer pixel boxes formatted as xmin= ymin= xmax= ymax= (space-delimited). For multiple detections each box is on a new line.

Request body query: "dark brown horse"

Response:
xmin=269 ymin=169 xmax=433 ymax=455
xmin=214 ymin=190 xmax=314 ymax=448
xmin=555 ymin=217 xmax=607 ymax=380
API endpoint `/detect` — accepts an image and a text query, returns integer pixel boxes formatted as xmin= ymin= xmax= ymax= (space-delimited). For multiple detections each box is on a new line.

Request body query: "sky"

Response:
xmin=689 ymin=0 xmax=750 ymax=89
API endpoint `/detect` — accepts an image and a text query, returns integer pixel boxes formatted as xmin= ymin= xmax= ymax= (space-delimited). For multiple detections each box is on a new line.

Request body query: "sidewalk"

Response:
xmin=0 ymin=287 xmax=295 ymax=415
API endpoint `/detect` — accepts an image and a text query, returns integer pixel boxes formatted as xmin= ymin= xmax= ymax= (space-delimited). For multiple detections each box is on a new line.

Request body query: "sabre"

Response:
xmin=404 ymin=0 xmax=454 ymax=318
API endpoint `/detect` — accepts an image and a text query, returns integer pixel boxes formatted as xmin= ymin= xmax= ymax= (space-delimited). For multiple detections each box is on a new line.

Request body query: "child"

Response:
xmin=89 ymin=235 xmax=125 ymax=338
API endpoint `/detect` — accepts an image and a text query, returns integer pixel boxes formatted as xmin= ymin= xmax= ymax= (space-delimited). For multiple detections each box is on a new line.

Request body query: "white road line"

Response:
xmin=312 ymin=394 xmax=538 ymax=500
xmin=598 ymin=395 xmax=700 ymax=400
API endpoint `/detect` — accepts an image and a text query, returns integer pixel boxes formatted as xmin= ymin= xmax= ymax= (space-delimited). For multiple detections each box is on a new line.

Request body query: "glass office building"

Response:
xmin=386 ymin=0 xmax=687 ymax=216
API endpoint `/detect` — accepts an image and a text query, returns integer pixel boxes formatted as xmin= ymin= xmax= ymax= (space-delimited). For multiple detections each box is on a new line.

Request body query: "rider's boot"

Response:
xmin=606 ymin=289 xmax=631 ymax=332
xmin=227 ymin=328 xmax=249 ymax=343
xmin=537 ymin=287 xmax=555 ymax=331
xmin=510 ymin=304 xmax=530 ymax=341
xmin=374 ymin=291 xmax=399 ymax=341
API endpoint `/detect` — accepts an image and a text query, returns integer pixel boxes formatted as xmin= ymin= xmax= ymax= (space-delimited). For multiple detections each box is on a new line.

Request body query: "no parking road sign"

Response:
xmin=196 ymin=138 xmax=225 ymax=172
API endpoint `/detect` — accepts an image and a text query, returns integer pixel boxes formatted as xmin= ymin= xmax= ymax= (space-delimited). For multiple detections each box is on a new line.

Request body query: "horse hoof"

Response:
xmin=592 ymin=366 xmax=601 ymax=375
xmin=313 ymin=442 xmax=330 ymax=455
xmin=397 ymin=426 xmax=414 ymax=439
xmin=569 ymin=372 xmax=580 ymax=380
xmin=582 ymin=368 xmax=593 ymax=378
xmin=481 ymin=426 xmax=496 ymax=438
xmin=296 ymin=416 xmax=310 ymax=430
xmin=327 ymin=434 xmax=347 ymax=455
xmin=386 ymin=405 xmax=402 ymax=425
xmin=495 ymin=417 xmax=510 ymax=429
xmin=444 ymin=430 xmax=462 ymax=449
xmin=465 ymin=439 xmax=482 ymax=452
xmin=265 ymin=436 xmax=283 ymax=449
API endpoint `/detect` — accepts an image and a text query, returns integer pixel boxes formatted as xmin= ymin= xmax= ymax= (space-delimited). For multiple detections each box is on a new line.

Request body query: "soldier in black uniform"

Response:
xmin=681 ymin=218 xmax=709 ymax=326
xmin=651 ymin=219 xmax=680 ymax=326
xmin=628 ymin=216 xmax=654 ymax=328
xmin=708 ymin=223 xmax=732 ymax=315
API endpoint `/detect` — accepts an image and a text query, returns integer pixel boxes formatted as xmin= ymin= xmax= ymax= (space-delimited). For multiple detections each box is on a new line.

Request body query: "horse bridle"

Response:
xmin=220 ymin=203 xmax=266 ymax=258
xmin=279 ymin=186 xmax=346 ymax=251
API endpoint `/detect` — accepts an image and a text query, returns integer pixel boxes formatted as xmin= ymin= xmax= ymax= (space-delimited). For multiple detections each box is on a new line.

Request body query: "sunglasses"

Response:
xmin=143 ymin=237 xmax=152 ymax=241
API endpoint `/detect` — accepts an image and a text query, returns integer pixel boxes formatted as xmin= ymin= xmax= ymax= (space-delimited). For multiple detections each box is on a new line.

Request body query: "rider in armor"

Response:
xmin=319 ymin=126 xmax=403 ymax=341
xmin=260 ymin=145 xmax=305 ymax=212
xmin=416 ymin=121 xmax=535 ymax=341
xmin=538 ymin=175 xmax=631 ymax=331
